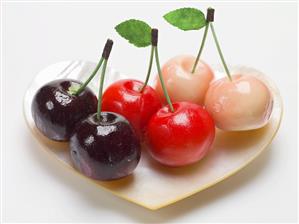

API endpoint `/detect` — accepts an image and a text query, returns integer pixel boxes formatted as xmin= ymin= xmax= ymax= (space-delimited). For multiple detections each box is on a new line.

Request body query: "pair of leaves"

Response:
xmin=115 ymin=8 xmax=206 ymax=48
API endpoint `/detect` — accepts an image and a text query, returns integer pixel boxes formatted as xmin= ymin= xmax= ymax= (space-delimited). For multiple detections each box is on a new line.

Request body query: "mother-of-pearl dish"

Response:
xmin=23 ymin=61 xmax=283 ymax=210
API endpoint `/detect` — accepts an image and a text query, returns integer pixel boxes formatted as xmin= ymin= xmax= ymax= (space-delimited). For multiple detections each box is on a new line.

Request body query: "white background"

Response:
xmin=2 ymin=1 xmax=297 ymax=223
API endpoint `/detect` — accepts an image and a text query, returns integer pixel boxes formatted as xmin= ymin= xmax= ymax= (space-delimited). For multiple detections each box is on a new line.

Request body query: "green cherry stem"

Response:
xmin=210 ymin=22 xmax=232 ymax=81
xmin=152 ymin=29 xmax=174 ymax=112
xmin=191 ymin=7 xmax=214 ymax=74
xmin=97 ymin=59 xmax=108 ymax=120
xmin=191 ymin=22 xmax=209 ymax=73
xmin=155 ymin=47 xmax=174 ymax=112
xmin=75 ymin=57 xmax=104 ymax=96
xmin=140 ymin=45 xmax=154 ymax=92
xmin=96 ymin=39 xmax=114 ymax=121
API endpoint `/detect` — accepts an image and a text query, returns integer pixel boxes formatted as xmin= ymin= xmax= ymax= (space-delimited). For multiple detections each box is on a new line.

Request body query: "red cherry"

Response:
xmin=146 ymin=102 xmax=215 ymax=167
xmin=102 ymin=79 xmax=162 ymax=137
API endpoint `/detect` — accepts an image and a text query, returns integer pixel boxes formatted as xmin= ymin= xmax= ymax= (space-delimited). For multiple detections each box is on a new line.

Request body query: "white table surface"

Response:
xmin=2 ymin=1 xmax=297 ymax=223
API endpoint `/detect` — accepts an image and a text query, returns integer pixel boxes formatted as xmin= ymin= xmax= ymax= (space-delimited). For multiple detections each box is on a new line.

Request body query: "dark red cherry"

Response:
xmin=31 ymin=79 xmax=97 ymax=141
xmin=70 ymin=112 xmax=141 ymax=180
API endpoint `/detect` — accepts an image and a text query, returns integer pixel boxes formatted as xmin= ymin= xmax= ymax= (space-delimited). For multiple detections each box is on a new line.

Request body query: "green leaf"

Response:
xmin=115 ymin=19 xmax=152 ymax=47
xmin=164 ymin=7 xmax=206 ymax=31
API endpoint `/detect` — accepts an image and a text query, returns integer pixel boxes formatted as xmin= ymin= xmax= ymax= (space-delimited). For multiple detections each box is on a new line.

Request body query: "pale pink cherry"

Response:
xmin=153 ymin=55 xmax=214 ymax=105
xmin=204 ymin=74 xmax=273 ymax=131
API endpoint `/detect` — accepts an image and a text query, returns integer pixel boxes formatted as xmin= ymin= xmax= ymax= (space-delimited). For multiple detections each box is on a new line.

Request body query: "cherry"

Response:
xmin=70 ymin=39 xmax=141 ymax=180
xmin=146 ymin=29 xmax=215 ymax=167
xmin=31 ymin=41 xmax=115 ymax=141
xmin=70 ymin=112 xmax=141 ymax=180
xmin=103 ymin=28 xmax=162 ymax=137
xmin=203 ymin=9 xmax=273 ymax=131
xmin=102 ymin=79 xmax=161 ymax=137
xmin=32 ymin=80 xmax=97 ymax=141
xmin=146 ymin=102 xmax=215 ymax=166
xmin=205 ymin=74 xmax=273 ymax=131
xmin=154 ymin=55 xmax=214 ymax=105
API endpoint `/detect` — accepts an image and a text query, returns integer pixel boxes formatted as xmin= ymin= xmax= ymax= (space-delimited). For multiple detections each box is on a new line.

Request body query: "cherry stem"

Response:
xmin=140 ymin=45 xmax=154 ymax=92
xmin=152 ymin=28 xmax=174 ymax=112
xmin=191 ymin=23 xmax=209 ymax=73
xmin=191 ymin=8 xmax=214 ymax=74
xmin=96 ymin=39 xmax=113 ymax=121
xmin=210 ymin=22 xmax=232 ymax=81
xmin=74 ymin=57 xmax=104 ymax=96
xmin=97 ymin=59 xmax=108 ymax=120
xmin=154 ymin=46 xmax=174 ymax=112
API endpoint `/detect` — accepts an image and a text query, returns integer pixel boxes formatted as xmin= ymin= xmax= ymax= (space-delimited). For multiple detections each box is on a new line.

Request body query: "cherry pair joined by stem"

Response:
xmin=70 ymin=39 xmax=141 ymax=180
xmin=32 ymin=40 xmax=141 ymax=180
xmin=157 ymin=7 xmax=273 ymax=131
xmin=145 ymin=29 xmax=216 ymax=167
xmin=102 ymin=39 xmax=162 ymax=138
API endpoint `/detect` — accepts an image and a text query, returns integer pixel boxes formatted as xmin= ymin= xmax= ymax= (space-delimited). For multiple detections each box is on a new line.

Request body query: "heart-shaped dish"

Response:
xmin=23 ymin=61 xmax=283 ymax=210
